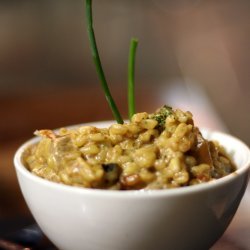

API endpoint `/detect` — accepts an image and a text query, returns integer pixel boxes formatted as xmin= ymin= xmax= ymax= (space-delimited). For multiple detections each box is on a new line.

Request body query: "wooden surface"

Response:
xmin=0 ymin=85 xmax=249 ymax=249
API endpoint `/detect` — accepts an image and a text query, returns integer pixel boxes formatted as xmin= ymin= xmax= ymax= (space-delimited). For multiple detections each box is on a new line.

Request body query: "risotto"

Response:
xmin=23 ymin=106 xmax=235 ymax=190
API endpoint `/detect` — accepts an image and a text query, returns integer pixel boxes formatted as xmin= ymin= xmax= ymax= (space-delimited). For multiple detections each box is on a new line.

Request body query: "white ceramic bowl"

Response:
xmin=14 ymin=122 xmax=250 ymax=250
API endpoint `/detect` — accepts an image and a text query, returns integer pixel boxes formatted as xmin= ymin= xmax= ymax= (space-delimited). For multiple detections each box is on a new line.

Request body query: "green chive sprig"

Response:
xmin=85 ymin=0 xmax=124 ymax=124
xmin=128 ymin=38 xmax=138 ymax=120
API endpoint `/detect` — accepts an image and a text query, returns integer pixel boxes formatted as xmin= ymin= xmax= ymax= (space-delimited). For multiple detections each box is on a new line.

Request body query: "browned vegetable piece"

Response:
xmin=194 ymin=131 xmax=213 ymax=167
xmin=102 ymin=163 xmax=121 ymax=186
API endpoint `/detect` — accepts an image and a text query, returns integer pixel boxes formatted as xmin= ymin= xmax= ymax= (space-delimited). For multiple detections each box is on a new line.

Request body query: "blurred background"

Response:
xmin=1 ymin=0 xmax=249 ymax=139
xmin=0 ymin=0 xmax=249 ymax=247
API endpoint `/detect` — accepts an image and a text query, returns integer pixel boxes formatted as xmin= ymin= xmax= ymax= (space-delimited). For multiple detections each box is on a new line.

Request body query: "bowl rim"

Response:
xmin=14 ymin=121 xmax=250 ymax=198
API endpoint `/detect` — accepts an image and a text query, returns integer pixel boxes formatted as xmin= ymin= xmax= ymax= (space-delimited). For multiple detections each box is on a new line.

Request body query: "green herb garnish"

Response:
xmin=128 ymin=38 xmax=138 ymax=120
xmin=150 ymin=105 xmax=173 ymax=130
xmin=85 ymin=0 xmax=124 ymax=124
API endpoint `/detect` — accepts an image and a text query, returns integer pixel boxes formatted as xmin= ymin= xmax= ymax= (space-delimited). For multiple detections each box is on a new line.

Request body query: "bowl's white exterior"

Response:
xmin=14 ymin=123 xmax=250 ymax=250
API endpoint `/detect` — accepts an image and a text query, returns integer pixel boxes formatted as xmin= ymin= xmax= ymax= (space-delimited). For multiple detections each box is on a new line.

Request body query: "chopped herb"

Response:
xmin=150 ymin=105 xmax=173 ymax=130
